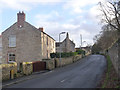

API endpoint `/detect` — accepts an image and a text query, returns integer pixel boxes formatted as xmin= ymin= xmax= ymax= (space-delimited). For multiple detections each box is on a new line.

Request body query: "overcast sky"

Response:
xmin=0 ymin=0 xmax=106 ymax=47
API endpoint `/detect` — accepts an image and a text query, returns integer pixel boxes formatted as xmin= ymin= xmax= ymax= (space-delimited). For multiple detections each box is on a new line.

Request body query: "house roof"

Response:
xmin=2 ymin=21 xmax=55 ymax=41
xmin=56 ymin=33 xmax=75 ymax=47
xmin=63 ymin=37 xmax=75 ymax=45
xmin=25 ymin=22 xmax=55 ymax=41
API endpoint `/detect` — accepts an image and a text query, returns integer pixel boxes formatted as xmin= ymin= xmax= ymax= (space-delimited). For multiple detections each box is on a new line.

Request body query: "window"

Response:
xmin=9 ymin=35 xmax=16 ymax=47
xmin=8 ymin=53 xmax=15 ymax=62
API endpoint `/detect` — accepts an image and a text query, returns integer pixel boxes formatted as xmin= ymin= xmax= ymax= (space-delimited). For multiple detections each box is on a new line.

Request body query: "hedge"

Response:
xmin=76 ymin=49 xmax=85 ymax=55
xmin=50 ymin=52 xmax=78 ymax=58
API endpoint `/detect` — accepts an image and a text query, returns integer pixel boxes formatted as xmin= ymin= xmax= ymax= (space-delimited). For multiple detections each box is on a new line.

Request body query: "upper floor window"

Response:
xmin=9 ymin=35 xmax=16 ymax=47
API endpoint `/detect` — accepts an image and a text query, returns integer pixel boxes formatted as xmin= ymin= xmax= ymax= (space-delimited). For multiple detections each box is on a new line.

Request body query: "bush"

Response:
xmin=50 ymin=53 xmax=56 ymax=58
xmin=76 ymin=49 xmax=85 ymax=55
xmin=50 ymin=52 xmax=78 ymax=58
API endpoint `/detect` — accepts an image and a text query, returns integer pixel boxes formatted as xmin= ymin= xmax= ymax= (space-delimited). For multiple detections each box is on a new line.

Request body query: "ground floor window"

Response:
xmin=8 ymin=53 xmax=15 ymax=62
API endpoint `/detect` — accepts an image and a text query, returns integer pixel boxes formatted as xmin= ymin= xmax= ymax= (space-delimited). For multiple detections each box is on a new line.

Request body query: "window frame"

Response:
xmin=9 ymin=35 xmax=16 ymax=47
xmin=8 ymin=53 xmax=16 ymax=62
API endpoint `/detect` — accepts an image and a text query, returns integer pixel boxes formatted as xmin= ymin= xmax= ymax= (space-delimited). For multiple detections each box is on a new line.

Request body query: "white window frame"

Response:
xmin=9 ymin=35 xmax=16 ymax=47
xmin=8 ymin=53 xmax=16 ymax=62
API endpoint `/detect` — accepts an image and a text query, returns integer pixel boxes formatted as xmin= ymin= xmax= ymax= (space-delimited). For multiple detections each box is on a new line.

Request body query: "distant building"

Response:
xmin=56 ymin=33 xmax=75 ymax=53
xmin=2 ymin=11 xmax=56 ymax=64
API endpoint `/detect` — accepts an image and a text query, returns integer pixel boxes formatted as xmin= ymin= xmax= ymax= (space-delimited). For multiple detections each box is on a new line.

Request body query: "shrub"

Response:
xmin=50 ymin=53 xmax=56 ymax=58
xmin=76 ymin=49 xmax=85 ymax=55
xmin=50 ymin=52 xmax=78 ymax=58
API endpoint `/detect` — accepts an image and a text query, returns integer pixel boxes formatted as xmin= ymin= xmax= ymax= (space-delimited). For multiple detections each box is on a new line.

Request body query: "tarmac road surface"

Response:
xmin=5 ymin=55 xmax=107 ymax=88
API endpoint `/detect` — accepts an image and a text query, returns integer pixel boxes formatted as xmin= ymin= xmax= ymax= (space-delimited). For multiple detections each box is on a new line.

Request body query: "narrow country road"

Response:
xmin=5 ymin=55 xmax=107 ymax=88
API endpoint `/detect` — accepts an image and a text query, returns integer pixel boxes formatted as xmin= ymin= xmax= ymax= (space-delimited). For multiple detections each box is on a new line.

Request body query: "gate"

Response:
xmin=32 ymin=61 xmax=46 ymax=72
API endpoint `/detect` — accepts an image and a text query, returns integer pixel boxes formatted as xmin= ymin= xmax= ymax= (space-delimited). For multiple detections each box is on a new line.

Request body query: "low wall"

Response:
xmin=54 ymin=55 xmax=82 ymax=68
xmin=1 ymin=54 xmax=87 ymax=81
xmin=22 ymin=62 xmax=33 ymax=75
xmin=73 ymin=55 xmax=82 ymax=62
xmin=43 ymin=59 xmax=55 ymax=70
xmin=1 ymin=62 xmax=33 ymax=81
xmin=107 ymin=40 xmax=120 ymax=79
xmin=0 ymin=63 xmax=17 ymax=81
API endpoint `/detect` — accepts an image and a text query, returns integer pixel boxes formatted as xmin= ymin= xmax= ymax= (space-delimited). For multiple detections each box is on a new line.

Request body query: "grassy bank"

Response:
xmin=98 ymin=55 xmax=120 ymax=88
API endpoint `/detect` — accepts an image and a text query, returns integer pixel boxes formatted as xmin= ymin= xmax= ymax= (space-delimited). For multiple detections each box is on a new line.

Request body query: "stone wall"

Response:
xmin=0 ymin=63 xmax=17 ymax=81
xmin=22 ymin=62 xmax=33 ymax=75
xmin=107 ymin=40 xmax=120 ymax=79
xmin=54 ymin=55 xmax=82 ymax=68
xmin=43 ymin=55 xmax=83 ymax=70
xmin=1 ymin=54 xmax=90 ymax=81
xmin=1 ymin=62 xmax=33 ymax=81
xmin=43 ymin=59 xmax=55 ymax=70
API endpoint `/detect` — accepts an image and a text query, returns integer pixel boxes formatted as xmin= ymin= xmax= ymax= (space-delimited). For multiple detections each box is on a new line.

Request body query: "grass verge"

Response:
xmin=98 ymin=54 xmax=120 ymax=88
xmin=102 ymin=55 xmax=112 ymax=88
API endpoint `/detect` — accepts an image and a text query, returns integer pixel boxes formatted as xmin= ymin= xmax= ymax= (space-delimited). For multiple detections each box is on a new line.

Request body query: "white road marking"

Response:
xmin=61 ymin=79 xmax=65 ymax=83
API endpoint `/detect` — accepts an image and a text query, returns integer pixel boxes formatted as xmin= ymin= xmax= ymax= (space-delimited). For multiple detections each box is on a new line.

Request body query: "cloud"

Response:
xmin=0 ymin=0 xmax=105 ymax=12
xmin=63 ymin=0 xmax=104 ymax=14
xmin=34 ymin=9 xmax=101 ymax=47
xmin=1 ymin=0 xmax=105 ymax=47
xmin=62 ymin=24 xmax=80 ymax=29
xmin=0 ymin=0 xmax=65 ymax=11
xmin=0 ymin=0 xmax=31 ymax=11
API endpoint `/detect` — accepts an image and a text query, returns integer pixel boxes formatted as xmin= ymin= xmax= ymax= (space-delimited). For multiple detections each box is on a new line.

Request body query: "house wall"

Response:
xmin=56 ymin=38 xmax=75 ymax=53
xmin=41 ymin=32 xmax=55 ymax=59
xmin=2 ymin=22 xmax=42 ymax=64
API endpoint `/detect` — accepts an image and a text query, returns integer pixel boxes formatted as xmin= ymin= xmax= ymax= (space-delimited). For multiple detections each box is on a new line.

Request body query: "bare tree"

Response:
xmin=98 ymin=0 xmax=120 ymax=32
xmin=98 ymin=0 xmax=120 ymax=79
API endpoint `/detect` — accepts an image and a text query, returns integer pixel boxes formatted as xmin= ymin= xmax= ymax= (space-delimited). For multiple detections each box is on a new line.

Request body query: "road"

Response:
xmin=5 ymin=55 xmax=107 ymax=88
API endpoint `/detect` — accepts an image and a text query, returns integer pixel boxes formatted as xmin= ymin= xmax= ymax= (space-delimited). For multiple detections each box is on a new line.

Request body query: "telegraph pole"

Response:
xmin=80 ymin=34 xmax=82 ymax=49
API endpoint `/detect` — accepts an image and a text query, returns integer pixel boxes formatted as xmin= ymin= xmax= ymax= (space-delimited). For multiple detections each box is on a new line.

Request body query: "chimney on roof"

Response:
xmin=17 ymin=11 xmax=25 ymax=28
xmin=38 ymin=27 xmax=44 ymax=32
xmin=66 ymin=32 xmax=69 ymax=38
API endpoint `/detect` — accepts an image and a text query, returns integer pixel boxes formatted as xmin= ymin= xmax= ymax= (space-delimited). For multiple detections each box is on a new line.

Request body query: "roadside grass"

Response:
xmin=102 ymin=55 xmax=112 ymax=88
xmin=101 ymin=55 xmax=120 ymax=88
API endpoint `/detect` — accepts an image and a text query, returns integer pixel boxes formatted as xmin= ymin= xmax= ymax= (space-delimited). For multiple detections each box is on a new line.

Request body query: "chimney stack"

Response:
xmin=17 ymin=11 xmax=25 ymax=28
xmin=66 ymin=32 xmax=69 ymax=38
xmin=38 ymin=27 xmax=44 ymax=32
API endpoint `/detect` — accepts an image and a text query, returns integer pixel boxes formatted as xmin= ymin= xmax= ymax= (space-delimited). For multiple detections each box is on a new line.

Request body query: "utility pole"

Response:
xmin=80 ymin=34 xmax=82 ymax=49
xmin=59 ymin=32 xmax=66 ymax=67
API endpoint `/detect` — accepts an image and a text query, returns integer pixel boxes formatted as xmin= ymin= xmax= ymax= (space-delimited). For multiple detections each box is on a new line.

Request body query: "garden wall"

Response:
xmin=1 ymin=53 xmax=90 ymax=81
xmin=0 ymin=63 xmax=17 ymax=81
